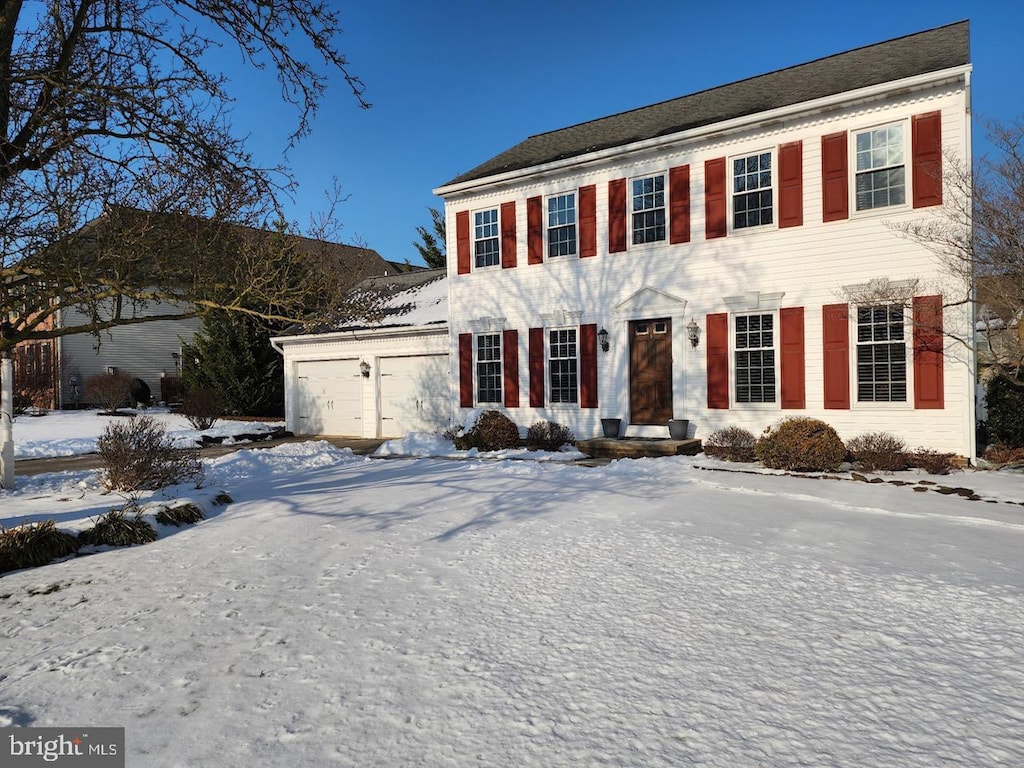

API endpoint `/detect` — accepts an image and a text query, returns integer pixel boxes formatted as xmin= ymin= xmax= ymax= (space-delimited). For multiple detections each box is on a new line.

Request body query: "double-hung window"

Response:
xmin=474 ymin=208 xmax=500 ymax=268
xmin=631 ymin=174 xmax=665 ymax=244
xmin=856 ymin=305 xmax=907 ymax=402
xmin=855 ymin=124 xmax=906 ymax=211
xmin=476 ymin=333 xmax=502 ymax=403
xmin=735 ymin=313 xmax=776 ymax=404
xmin=547 ymin=193 xmax=577 ymax=258
xmin=733 ymin=151 xmax=773 ymax=229
xmin=548 ymin=328 xmax=578 ymax=404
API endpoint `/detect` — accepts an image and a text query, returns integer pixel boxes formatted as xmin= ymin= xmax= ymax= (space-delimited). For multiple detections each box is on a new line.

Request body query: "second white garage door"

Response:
xmin=378 ymin=355 xmax=450 ymax=437
xmin=294 ymin=359 xmax=363 ymax=436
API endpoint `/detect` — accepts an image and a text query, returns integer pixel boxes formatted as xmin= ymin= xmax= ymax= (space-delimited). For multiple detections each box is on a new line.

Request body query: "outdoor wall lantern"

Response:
xmin=598 ymin=327 xmax=610 ymax=353
xmin=359 ymin=360 xmax=371 ymax=378
xmin=686 ymin=318 xmax=702 ymax=348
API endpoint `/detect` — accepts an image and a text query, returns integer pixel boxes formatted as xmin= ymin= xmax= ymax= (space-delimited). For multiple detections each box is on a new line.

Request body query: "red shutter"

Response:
xmin=608 ymin=178 xmax=627 ymax=253
xmin=579 ymin=185 xmax=597 ymax=258
xmin=580 ymin=324 xmax=598 ymax=408
xmin=913 ymin=295 xmax=944 ymax=409
xmin=456 ymin=211 xmax=471 ymax=275
xmin=779 ymin=141 xmax=803 ymax=229
xmin=459 ymin=333 xmax=473 ymax=407
xmin=503 ymin=329 xmax=519 ymax=407
xmin=912 ymin=111 xmax=943 ymax=209
xmin=780 ymin=306 xmax=805 ymax=409
xmin=501 ymin=201 xmax=517 ymax=269
xmin=669 ymin=164 xmax=691 ymax=244
xmin=529 ymin=327 xmax=545 ymax=408
xmin=527 ymin=196 xmax=543 ymax=265
xmin=822 ymin=304 xmax=850 ymax=409
xmin=821 ymin=132 xmax=849 ymax=222
xmin=706 ymin=313 xmax=729 ymax=409
xmin=704 ymin=158 xmax=727 ymax=240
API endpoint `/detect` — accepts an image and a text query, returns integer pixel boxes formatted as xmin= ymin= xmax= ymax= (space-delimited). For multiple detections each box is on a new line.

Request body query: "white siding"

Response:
xmin=277 ymin=329 xmax=450 ymax=438
xmin=442 ymin=81 xmax=975 ymax=456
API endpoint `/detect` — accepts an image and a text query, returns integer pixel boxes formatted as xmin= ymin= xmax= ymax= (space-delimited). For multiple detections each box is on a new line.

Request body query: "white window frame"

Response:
xmin=630 ymin=173 xmax=666 ymax=245
xmin=733 ymin=312 xmax=778 ymax=406
xmin=548 ymin=327 xmax=579 ymax=405
xmin=546 ymin=192 xmax=577 ymax=258
xmin=473 ymin=208 xmax=501 ymax=269
xmin=731 ymin=150 xmax=775 ymax=230
xmin=852 ymin=122 xmax=908 ymax=213
xmin=854 ymin=304 xmax=910 ymax=405
xmin=475 ymin=332 xmax=503 ymax=404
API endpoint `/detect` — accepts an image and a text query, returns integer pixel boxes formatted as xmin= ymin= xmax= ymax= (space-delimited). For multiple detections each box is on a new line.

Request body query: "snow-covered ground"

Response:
xmin=2 ymin=412 xmax=1024 ymax=767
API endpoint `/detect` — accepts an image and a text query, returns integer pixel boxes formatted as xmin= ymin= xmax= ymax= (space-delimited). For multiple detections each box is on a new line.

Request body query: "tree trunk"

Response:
xmin=1 ymin=353 xmax=14 ymax=490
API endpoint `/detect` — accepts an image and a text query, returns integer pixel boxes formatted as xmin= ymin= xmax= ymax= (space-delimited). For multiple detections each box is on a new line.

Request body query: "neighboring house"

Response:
xmin=272 ymin=269 xmax=450 ymax=438
xmin=434 ymin=22 xmax=976 ymax=458
xmin=12 ymin=208 xmax=395 ymax=409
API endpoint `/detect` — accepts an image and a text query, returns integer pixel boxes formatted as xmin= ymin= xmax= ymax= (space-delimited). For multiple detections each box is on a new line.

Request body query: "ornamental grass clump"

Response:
xmin=755 ymin=417 xmax=846 ymax=472
xmin=78 ymin=508 xmax=158 ymax=547
xmin=154 ymin=503 xmax=205 ymax=527
xmin=846 ymin=431 xmax=908 ymax=472
xmin=0 ymin=521 xmax=80 ymax=574
xmin=525 ymin=420 xmax=575 ymax=451
xmin=703 ymin=426 xmax=757 ymax=462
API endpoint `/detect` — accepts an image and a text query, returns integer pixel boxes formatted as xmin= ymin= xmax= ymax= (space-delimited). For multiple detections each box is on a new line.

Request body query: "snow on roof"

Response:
xmin=315 ymin=268 xmax=448 ymax=333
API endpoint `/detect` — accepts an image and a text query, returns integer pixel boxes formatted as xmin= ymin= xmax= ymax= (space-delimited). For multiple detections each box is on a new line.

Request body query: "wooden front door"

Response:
xmin=629 ymin=318 xmax=673 ymax=424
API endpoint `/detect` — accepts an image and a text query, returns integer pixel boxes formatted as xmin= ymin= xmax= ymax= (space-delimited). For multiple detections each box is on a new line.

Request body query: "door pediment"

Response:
xmin=613 ymin=287 xmax=687 ymax=318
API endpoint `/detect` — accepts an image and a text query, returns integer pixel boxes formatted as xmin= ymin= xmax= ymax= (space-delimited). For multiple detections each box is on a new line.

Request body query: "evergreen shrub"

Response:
xmin=985 ymin=375 xmax=1024 ymax=447
xmin=755 ymin=417 xmax=846 ymax=472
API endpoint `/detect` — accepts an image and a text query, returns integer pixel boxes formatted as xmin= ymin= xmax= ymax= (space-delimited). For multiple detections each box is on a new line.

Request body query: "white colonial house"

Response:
xmin=272 ymin=269 xmax=450 ymax=438
xmin=434 ymin=21 xmax=976 ymax=458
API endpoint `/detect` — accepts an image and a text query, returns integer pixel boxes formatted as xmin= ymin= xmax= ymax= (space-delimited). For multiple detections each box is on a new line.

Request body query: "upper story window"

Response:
xmin=474 ymin=208 xmax=500 ymax=268
xmin=547 ymin=193 xmax=577 ymax=258
xmin=856 ymin=305 xmax=906 ymax=402
xmin=735 ymin=313 xmax=776 ymax=404
xmin=855 ymin=124 xmax=906 ymax=211
xmin=548 ymin=328 xmax=578 ymax=404
xmin=631 ymin=174 xmax=665 ymax=244
xmin=476 ymin=333 xmax=503 ymax=403
xmin=733 ymin=151 xmax=773 ymax=229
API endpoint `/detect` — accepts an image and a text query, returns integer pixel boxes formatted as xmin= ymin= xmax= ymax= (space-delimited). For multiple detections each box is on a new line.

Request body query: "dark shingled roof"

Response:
xmin=442 ymin=21 xmax=970 ymax=188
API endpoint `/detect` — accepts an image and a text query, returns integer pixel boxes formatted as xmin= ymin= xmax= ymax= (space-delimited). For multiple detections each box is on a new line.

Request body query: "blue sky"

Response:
xmin=225 ymin=1 xmax=1024 ymax=266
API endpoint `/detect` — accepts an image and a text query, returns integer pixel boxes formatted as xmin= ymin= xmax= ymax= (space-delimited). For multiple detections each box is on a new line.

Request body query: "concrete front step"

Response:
xmin=576 ymin=437 xmax=703 ymax=460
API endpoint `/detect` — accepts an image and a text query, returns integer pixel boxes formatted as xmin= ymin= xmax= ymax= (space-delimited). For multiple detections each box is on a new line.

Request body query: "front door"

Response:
xmin=629 ymin=318 xmax=673 ymax=424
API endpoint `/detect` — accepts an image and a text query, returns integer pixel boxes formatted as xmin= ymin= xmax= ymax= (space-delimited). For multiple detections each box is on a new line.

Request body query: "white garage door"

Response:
xmin=379 ymin=355 xmax=450 ymax=437
xmin=294 ymin=359 xmax=363 ymax=436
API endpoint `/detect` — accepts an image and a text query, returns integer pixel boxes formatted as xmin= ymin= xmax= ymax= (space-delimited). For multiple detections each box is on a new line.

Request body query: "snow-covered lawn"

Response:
xmin=2 ymin=412 xmax=1024 ymax=767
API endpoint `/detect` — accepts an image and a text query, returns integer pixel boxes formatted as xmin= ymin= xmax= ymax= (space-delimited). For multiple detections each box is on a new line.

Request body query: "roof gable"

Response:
xmin=441 ymin=21 xmax=969 ymax=189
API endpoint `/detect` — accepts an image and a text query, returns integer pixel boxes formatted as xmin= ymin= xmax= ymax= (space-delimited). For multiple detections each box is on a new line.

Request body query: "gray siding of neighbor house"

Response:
xmin=57 ymin=301 xmax=200 ymax=407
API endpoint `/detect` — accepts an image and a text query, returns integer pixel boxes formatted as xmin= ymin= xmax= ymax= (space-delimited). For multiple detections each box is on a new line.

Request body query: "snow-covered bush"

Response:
xmin=755 ymin=417 xmax=845 ymax=472
xmin=0 ymin=520 xmax=79 ymax=574
xmin=97 ymin=414 xmax=204 ymax=493
xmin=703 ymin=426 xmax=756 ymax=462
xmin=445 ymin=409 xmax=521 ymax=451
xmin=846 ymin=431 xmax=908 ymax=472
xmin=525 ymin=420 xmax=575 ymax=451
